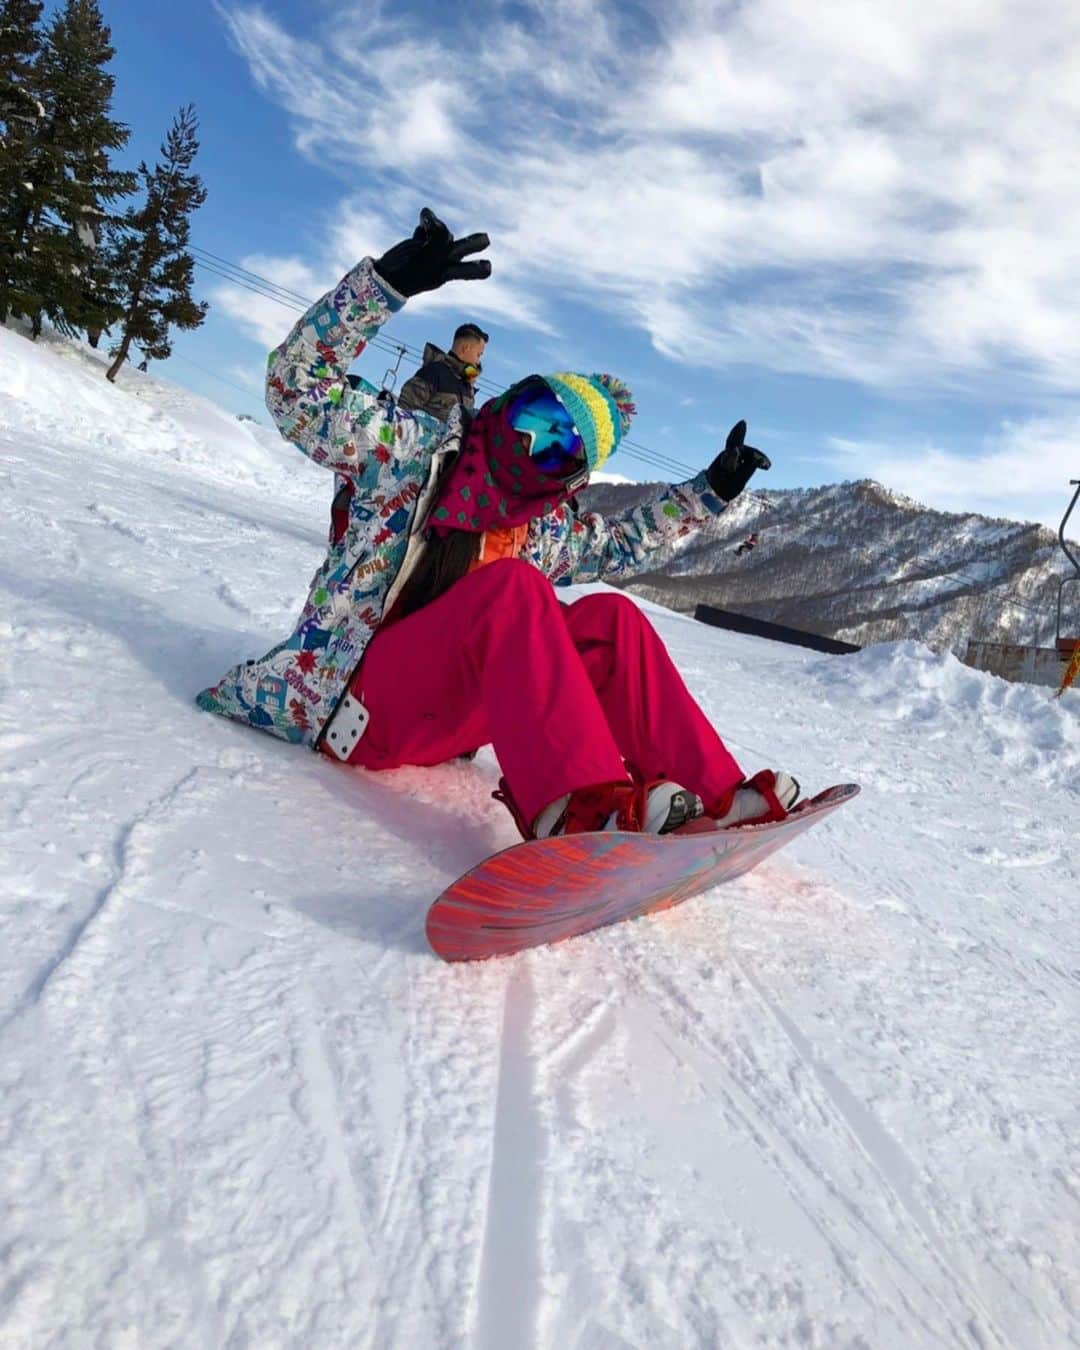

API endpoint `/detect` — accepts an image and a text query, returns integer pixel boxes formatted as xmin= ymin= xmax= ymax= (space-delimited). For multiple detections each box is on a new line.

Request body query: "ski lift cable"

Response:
xmin=193 ymin=248 xmax=534 ymax=408
xmin=170 ymin=351 xmax=265 ymax=402
xmin=190 ymin=258 xmax=420 ymax=396
xmin=191 ymin=259 xmax=445 ymax=380
xmin=192 ymin=251 xmax=700 ymax=476
xmin=190 ymin=246 xmax=315 ymax=308
xmin=190 ymin=257 xmax=300 ymax=311
xmin=193 ymin=250 xmax=482 ymax=382
xmin=203 ymin=251 xmax=484 ymax=400
xmin=192 ymin=250 xmax=683 ymax=439
xmin=190 ymin=250 xmax=757 ymax=484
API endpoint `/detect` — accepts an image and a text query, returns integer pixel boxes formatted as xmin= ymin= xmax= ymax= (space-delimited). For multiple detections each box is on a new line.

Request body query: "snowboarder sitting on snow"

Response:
xmin=397 ymin=321 xmax=488 ymax=422
xmin=196 ymin=209 xmax=799 ymax=837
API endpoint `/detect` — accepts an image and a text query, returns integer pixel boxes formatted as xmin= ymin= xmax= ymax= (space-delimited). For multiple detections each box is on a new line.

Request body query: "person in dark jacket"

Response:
xmin=397 ymin=321 xmax=488 ymax=421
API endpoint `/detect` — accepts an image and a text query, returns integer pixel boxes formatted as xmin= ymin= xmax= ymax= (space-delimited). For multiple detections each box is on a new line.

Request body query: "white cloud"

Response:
xmin=207 ymin=215 xmax=557 ymax=350
xmin=218 ymin=6 xmax=472 ymax=171
xmin=324 ymin=208 xmax=557 ymax=334
xmin=227 ymin=362 xmax=264 ymax=394
xmin=218 ymin=0 xmax=1080 ymax=402
xmin=206 ymin=251 xmax=330 ymax=349
xmin=826 ymin=412 xmax=1080 ymax=529
xmin=210 ymin=283 xmax=297 ymax=350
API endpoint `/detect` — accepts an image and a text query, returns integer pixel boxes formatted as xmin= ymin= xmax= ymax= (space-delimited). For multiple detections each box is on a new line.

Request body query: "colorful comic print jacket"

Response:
xmin=195 ymin=259 xmax=730 ymax=748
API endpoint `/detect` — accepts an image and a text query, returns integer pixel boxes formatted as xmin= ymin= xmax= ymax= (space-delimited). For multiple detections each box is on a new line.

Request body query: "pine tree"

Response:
xmin=5 ymin=0 xmax=134 ymax=336
xmin=105 ymin=104 xmax=207 ymax=382
xmin=0 ymin=0 xmax=45 ymax=324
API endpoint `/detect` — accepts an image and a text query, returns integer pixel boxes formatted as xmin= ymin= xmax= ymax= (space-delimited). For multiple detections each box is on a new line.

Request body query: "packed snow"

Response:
xmin=1 ymin=325 xmax=1078 ymax=1349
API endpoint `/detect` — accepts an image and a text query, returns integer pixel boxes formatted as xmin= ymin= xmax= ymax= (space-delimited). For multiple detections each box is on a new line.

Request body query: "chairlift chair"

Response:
xmin=380 ymin=344 xmax=408 ymax=398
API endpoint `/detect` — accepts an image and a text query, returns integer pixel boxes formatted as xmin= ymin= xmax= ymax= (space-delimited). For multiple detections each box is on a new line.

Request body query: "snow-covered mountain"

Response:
xmin=579 ymin=477 xmax=1079 ymax=653
xmin=1 ymin=324 xmax=1078 ymax=1348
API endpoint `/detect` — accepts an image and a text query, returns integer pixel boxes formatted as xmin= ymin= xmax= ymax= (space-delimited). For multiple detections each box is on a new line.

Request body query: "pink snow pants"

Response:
xmin=340 ymin=559 xmax=744 ymax=827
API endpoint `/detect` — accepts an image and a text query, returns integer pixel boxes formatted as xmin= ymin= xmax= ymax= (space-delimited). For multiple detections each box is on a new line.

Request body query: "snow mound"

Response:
xmin=809 ymin=640 xmax=1079 ymax=790
xmin=0 ymin=323 xmax=318 ymax=496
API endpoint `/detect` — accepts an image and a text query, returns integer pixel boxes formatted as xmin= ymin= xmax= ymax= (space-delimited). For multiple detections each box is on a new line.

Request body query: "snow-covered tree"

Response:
xmin=105 ymin=104 xmax=207 ymax=382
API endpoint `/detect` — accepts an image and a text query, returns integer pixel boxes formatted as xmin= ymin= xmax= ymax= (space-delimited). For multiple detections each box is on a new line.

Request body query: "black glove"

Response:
xmin=706 ymin=420 xmax=771 ymax=502
xmin=374 ymin=208 xmax=491 ymax=298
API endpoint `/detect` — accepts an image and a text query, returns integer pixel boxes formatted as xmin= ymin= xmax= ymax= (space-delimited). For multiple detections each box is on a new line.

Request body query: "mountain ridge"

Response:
xmin=578 ymin=475 xmax=1079 ymax=653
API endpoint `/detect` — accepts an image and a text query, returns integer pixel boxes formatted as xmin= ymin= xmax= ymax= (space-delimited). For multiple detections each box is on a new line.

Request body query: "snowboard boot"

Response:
xmin=495 ymin=776 xmax=703 ymax=841
xmin=708 ymin=769 xmax=800 ymax=828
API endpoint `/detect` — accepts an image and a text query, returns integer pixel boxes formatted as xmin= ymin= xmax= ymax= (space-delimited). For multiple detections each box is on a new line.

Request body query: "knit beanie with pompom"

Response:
xmin=539 ymin=372 xmax=635 ymax=472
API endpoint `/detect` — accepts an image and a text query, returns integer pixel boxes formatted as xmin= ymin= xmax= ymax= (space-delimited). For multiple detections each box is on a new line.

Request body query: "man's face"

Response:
xmin=455 ymin=336 xmax=486 ymax=367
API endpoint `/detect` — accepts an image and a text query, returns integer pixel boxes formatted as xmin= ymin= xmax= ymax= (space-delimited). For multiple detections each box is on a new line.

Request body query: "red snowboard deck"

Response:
xmin=426 ymin=783 xmax=859 ymax=961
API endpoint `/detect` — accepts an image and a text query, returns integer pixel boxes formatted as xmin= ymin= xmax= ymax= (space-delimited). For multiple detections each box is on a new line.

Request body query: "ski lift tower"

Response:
xmin=1055 ymin=479 xmax=1080 ymax=659
xmin=962 ymin=478 xmax=1080 ymax=688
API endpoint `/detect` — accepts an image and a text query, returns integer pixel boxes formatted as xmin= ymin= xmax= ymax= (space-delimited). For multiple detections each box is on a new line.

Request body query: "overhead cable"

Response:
xmin=190 ymin=246 xmax=715 ymax=481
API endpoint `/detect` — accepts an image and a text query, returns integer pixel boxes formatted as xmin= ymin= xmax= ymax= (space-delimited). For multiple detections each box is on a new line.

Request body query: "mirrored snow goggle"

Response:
xmin=507 ymin=383 xmax=588 ymax=490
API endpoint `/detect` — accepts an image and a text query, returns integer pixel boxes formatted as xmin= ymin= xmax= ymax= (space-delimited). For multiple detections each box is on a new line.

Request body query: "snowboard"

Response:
xmin=426 ymin=783 xmax=860 ymax=962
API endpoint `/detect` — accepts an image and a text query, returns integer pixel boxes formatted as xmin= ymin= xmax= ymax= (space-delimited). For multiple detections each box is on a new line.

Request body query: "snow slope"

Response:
xmin=1 ymin=325 xmax=1078 ymax=1349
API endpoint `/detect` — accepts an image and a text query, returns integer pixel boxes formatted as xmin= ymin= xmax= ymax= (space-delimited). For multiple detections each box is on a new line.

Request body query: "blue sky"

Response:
xmin=90 ymin=0 xmax=1079 ymax=527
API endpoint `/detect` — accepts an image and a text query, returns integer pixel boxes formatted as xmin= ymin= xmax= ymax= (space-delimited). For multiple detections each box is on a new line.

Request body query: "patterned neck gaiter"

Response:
xmin=428 ymin=396 xmax=575 ymax=538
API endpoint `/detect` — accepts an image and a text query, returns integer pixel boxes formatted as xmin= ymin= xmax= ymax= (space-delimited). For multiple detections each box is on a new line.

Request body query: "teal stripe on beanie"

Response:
xmin=540 ymin=372 xmax=635 ymax=472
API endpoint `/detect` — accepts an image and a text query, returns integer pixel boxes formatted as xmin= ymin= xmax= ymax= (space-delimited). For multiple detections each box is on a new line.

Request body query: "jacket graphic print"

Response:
xmin=196 ymin=259 xmax=730 ymax=748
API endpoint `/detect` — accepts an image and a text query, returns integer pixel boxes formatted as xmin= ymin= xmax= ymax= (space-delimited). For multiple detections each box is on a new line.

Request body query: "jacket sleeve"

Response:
xmin=265 ymin=258 xmax=429 ymax=476
xmin=527 ymin=473 xmax=729 ymax=585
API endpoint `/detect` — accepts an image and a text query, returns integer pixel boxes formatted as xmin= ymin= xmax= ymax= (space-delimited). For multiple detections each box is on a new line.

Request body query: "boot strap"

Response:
xmin=743 ymin=769 xmax=790 ymax=822
xmin=492 ymin=778 xmax=536 ymax=840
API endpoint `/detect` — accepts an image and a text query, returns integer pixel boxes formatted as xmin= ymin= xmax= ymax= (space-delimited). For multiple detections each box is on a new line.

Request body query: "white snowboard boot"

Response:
xmin=530 ymin=778 xmax=703 ymax=839
xmin=711 ymin=770 xmax=800 ymax=828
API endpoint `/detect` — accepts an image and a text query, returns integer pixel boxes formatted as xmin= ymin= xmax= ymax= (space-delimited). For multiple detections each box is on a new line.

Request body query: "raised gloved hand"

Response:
xmin=374 ymin=208 xmax=491 ymax=298
xmin=706 ymin=420 xmax=771 ymax=502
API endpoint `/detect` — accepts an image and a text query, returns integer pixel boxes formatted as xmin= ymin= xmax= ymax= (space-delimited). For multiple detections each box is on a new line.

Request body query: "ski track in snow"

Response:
xmin=1 ymin=327 xmax=1078 ymax=1347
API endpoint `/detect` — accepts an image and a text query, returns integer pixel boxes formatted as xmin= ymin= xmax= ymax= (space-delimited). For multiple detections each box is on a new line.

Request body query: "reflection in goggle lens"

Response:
xmin=508 ymin=385 xmax=585 ymax=477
